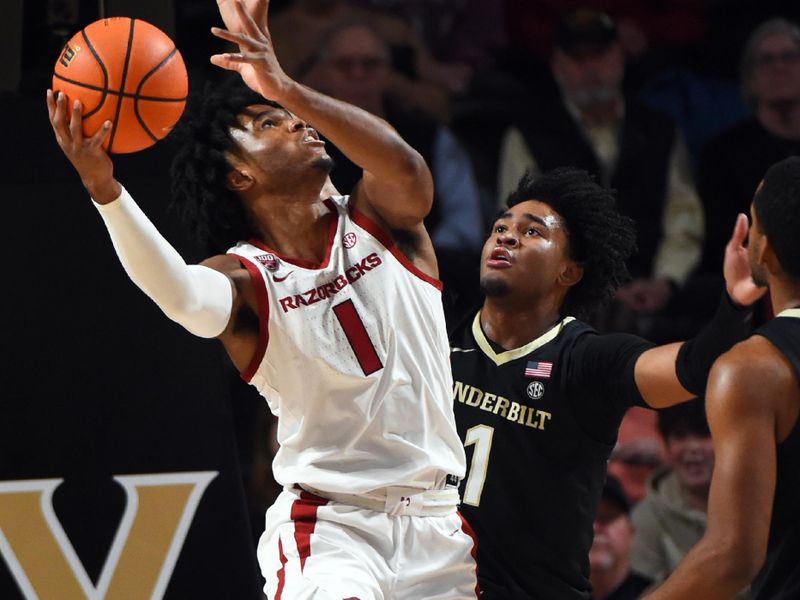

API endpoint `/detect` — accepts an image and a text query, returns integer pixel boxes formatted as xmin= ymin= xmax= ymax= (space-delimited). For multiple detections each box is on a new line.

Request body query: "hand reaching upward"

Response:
xmin=724 ymin=213 xmax=768 ymax=306
xmin=211 ymin=0 xmax=291 ymax=101
xmin=216 ymin=0 xmax=267 ymax=35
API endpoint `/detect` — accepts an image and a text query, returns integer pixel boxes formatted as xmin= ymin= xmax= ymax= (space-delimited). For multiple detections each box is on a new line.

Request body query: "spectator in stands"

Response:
xmin=269 ymin=0 xmax=470 ymax=121
xmin=590 ymin=474 xmax=653 ymax=599
xmin=496 ymin=8 xmax=703 ymax=335
xmin=694 ymin=18 xmax=800 ymax=323
xmin=608 ymin=406 xmax=666 ymax=503
xmin=630 ymin=401 xmax=712 ymax=582
xmin=311 ymin=19 xmax=485 ymax=321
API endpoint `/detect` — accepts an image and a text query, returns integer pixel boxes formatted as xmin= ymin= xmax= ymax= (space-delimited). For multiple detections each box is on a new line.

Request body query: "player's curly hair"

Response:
xmin=755 ymin=156 xmax=800 ymax=281
xmin=170 ymin=77 xmax=278 ymax=255
xmin=506 ymin=167 xmax=637 ymax=320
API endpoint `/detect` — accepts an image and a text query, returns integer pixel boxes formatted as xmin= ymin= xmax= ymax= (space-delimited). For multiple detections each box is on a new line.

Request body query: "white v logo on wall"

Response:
xmin=0 ymin=471 xmax=217 ymax=599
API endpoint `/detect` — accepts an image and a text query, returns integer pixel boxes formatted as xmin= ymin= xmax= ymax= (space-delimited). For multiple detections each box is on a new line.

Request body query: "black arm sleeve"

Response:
xmin=675 ymin=290 xmax=754 ymax=396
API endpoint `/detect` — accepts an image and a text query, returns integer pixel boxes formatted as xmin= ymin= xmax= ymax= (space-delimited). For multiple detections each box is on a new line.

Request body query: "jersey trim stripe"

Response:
xmin=349 ymin=204 xmax=444 ymax=291
xmin=458 ymin=512 xmax=481 ymax=598
xmin=275 ymin=538 xmax=288 ymax=599
xmin=291 ymin=491 xmax=329 ymax=571
xmin=231 ymin=253 xmax=270 ymax=382
xmin=472 ymin=311 xmax=575 ymax=366
xmin=246 ymin=199 xmax=340 ymax=270
xmin=777 ymin=308 xmax=800 ymax=319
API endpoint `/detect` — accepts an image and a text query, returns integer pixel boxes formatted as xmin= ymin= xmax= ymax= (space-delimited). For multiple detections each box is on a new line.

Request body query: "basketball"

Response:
xmin=52 ymin=17 xmax=188 ymax=154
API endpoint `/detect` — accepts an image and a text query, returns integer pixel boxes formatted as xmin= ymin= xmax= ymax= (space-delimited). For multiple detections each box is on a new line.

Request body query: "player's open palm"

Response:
xmin=210 ymin=0 xmax=290 ymax=101
xmin=46 ymin=89 xmax=114 ymax=191
xmin=724 ymin=213 xmax=768 ymax=306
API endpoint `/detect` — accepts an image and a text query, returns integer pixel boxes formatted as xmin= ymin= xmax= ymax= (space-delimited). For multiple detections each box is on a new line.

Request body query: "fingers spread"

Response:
xmin=69 ymin=100 xmax=84 ymax=144
xmin=209 ymin=54 xmax=248 ymax=73
xmin=89 ymin=120 xmax=112 ymax=149
xmin=233 ymin=0 xmax=262 ymax=36
xmin=50 ymin=91 xmax=72 ymax=142
xmin=211 ymin=26 xmax=260 ymax=48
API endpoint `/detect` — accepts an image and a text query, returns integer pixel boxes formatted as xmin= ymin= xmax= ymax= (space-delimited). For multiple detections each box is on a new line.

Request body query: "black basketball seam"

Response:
xmin=108 ymin=18 xmax=136 ymax=153
xmin=134 ymin=47 xmax=181 ymax=142
xmin=79 ymin=28 xmax=109 ymax=119
xmin=53 ymin=73 xmax=187 ymax=102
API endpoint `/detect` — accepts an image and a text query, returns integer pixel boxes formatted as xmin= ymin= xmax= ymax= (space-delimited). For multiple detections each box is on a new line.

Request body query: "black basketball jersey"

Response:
xmin=750 ymin=310 xmax=800 ymax=600
xmin=451 ymin=312 xmax=652 ymax=599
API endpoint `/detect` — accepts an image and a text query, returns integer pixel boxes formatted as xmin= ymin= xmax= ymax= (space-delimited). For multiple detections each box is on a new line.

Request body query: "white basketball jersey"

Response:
xmin=228 ymin=196 xmax=466 ymax=494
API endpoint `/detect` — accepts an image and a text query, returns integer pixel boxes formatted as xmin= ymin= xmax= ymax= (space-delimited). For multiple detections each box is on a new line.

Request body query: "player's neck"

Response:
xmin=247 ymin=195 xmax=334 ymax=262
xmin=480 ymin=299 xmax=562 ymax=351
xmin=768 ymin=279 xmax=800 ymax=315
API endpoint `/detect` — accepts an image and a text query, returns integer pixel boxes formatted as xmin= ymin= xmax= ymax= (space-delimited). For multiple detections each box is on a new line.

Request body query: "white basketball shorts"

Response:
xmin=257 ymin=487 xmax=479 ymax=599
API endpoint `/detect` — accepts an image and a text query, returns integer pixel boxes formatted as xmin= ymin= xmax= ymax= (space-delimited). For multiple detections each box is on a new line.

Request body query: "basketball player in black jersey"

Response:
xmin=450 ymin=167 xmax=766 ymax=599
xmin=644 ymin=157 xmax=800 ymax=599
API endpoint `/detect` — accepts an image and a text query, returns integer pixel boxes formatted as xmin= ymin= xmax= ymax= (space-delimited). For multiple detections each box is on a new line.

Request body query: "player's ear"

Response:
xmin=225 ymin=167 xmax=254 ymax=192
xmin=559 ymin=261 xmax=583 ymax=288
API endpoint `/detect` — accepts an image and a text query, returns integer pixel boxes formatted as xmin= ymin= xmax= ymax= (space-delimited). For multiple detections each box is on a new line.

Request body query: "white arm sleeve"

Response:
xmin=93 ymin=186 xmax=233 ymax=338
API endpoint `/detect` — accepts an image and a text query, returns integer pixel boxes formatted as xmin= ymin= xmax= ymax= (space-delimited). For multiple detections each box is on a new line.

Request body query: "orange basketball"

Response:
xmin=53 ymin=17 xmax=188 ymax=154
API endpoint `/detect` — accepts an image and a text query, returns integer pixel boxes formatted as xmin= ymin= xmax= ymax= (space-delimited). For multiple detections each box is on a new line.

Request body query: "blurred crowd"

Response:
xmin=14 ymin=1 xmax=800 ymax=598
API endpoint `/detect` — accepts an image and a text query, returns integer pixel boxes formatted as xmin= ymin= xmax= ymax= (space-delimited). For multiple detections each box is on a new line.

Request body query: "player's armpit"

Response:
xmin=207 ymin=254 xmax=263 ymax=373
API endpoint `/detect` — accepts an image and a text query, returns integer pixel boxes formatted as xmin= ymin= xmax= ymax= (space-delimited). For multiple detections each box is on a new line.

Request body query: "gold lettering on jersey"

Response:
xmin=453 ymin=381 xmax=552 ymax=430
xmin=466 ymin=386 xmax=483 ymax=407
xmin=0 ymin=471 xmax=216 ymax=599
xmin=279 ymin=253 xmax=382 ymax=312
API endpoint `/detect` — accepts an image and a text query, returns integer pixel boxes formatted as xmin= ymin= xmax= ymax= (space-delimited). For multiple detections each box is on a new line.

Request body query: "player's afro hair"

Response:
xmin=170 ymin=77 xmax=278 ymax=255
xmin=506 ymin=167 xmax=637 ymax=320
xmin=755 ymin=156 xmax=800 ymax=281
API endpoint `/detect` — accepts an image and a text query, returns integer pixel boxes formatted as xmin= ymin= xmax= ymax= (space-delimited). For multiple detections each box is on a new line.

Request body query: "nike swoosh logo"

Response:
xmin=450 ymin=347 xmax=476 ymax=353
xmin=272 ymin=272 xmax=293 ymax=282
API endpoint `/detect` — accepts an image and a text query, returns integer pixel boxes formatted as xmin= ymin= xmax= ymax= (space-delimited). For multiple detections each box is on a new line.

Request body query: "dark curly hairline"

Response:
xmin=504 ymin=167 xmax=637 ymax=320
xmin=169 ymin=79 xmax=282 ymax=255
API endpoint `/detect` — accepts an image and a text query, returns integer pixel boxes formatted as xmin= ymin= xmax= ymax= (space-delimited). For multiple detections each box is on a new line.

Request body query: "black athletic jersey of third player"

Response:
xmin=451 ymin=312 xmax=653 ymax=600
xmin=750 ymin=311 xmax=800 ymax=600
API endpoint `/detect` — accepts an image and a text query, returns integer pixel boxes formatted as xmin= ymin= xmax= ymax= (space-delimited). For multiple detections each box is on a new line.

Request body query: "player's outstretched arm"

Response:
xmin=46 ymin=89 xmax=238 ymax=339
xmin=209 ymin=0 xmax=434 ymax=233
xmin=634 ymin=214 xmax=763 ymax=408
xmin=643 ymin=341 xmax=781 ymax=599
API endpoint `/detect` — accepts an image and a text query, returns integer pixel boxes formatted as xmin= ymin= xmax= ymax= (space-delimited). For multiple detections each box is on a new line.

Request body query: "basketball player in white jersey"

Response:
xmin=45 ymin=1 xmax=477 ymax=598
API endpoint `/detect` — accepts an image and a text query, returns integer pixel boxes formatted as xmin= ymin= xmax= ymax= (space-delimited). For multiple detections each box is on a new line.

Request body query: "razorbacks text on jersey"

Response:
xmin=750 ymin=308 xmax=800 ymax=600
xmin=228 ymin=195 xmax=465 ymax=495
xmin=451 ymin=311 xmax=652 ymax=599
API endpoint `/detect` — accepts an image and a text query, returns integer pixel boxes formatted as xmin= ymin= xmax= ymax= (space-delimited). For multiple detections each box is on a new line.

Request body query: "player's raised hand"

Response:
xmin=216 ymin=0 xmax=267 ymax=35
xmin=210 ymin=0 xmax=290 ymax=101
xmin=724 ymin=213 xmax=768 ymax=306
xmin=46 ymin=89 xmax=120 ymax=203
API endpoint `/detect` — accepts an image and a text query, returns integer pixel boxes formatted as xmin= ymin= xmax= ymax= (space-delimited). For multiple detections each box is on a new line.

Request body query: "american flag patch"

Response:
xmin=524 ymin=361 xmax=552 ymax=379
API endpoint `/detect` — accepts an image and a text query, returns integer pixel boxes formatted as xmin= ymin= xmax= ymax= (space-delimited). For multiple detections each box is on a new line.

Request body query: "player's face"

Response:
xmin=665 ymin=431 xmax=714 ymax=494
xmin=229 ymin=104 xmax=333 ymax=185
xmin=480 ymin=200 xmax=580 ymax=299
xmin=749 ymin=200 xmax=769 ymax=288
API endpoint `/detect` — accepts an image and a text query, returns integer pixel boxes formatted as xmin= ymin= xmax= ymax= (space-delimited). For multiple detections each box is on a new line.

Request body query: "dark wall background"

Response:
xmin=1 ymin=46 xmax=265 ymax=599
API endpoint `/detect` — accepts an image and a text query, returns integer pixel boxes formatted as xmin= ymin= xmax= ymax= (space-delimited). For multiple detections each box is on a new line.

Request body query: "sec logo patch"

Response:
xmin=526 ymin=381 xmax=545 ymax=400
xmin=343 ymin=232 xmax=357 ymax=249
